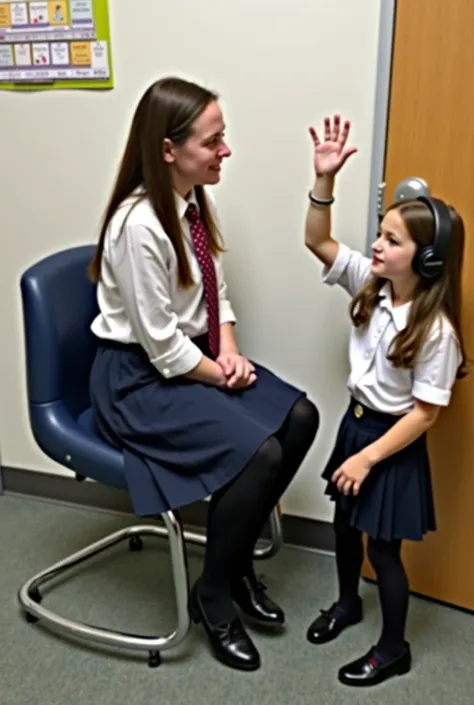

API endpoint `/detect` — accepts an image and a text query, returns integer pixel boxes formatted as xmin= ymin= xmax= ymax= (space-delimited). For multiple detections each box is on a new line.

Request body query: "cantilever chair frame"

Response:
xmin=18 ymin=505 xmax=283 ymax=667
xmin=17 ymin=245 xmax=284 ymax=667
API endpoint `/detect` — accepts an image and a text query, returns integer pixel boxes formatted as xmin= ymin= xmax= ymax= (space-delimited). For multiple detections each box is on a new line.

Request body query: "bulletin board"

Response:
xmin=0 ymin=0 xmax=113 ymax=90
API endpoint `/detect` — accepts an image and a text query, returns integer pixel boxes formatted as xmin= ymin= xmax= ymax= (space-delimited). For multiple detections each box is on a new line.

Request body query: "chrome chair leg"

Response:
xmin=18 ymin=515 xmax=190 ymax=667
xmin=18 ymin=505 xmax=283 ymax=664
xmin=253 ymin=504 xmax=283 ymax=559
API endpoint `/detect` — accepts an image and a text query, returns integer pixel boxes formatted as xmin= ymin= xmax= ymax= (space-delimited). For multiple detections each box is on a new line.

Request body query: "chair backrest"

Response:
xmin=20 ymin=245 xmax=98 ymax=419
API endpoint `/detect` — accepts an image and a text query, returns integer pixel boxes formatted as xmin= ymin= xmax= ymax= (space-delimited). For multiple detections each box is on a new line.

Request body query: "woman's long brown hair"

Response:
xmin=88 ymin=77 xmax=223 ymax=287
xmin=349 ymin=199 xmax=468 ymax=378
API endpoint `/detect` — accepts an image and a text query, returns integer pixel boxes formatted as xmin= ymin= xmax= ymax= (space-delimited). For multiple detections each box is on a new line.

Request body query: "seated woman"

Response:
xmin=88 ymin=76 xmax=319 ymax=672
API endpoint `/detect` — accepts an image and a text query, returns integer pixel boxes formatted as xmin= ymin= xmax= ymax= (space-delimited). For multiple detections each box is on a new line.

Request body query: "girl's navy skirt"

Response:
xmin=322 ymin=397 xmax=436 ymax=542
xmin=89 ymin=335 xmax=305 ymax=517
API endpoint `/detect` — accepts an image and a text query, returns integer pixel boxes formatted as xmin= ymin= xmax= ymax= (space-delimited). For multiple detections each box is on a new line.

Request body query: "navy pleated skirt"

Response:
xmin=322 ymin=397 xmax=436 ymax=541
xmin=89 ymin=335 xmax=304 ymax=517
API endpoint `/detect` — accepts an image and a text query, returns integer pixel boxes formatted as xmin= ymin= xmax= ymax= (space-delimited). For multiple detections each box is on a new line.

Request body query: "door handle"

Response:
xmin=377 ymin=177 xmax=431 ymax=218
xmin=393 ymin=176 xmax=431 ymax=203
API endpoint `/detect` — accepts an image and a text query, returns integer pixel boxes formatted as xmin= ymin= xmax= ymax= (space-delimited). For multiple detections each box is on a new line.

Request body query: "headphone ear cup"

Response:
xmin=414 ymin=195 xmax=452 ymax=279
xmin=414 ymin=245 xmax=443 ymax=279
xmin=412 ymin=248 xmax=422 ymax=276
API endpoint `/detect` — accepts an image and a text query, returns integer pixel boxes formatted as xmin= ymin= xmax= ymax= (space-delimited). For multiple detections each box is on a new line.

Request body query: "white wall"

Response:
xmin=0 ymin=0 xmax=382 ymax=522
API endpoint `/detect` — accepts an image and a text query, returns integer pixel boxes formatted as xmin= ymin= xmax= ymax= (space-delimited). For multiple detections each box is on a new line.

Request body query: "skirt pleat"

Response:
xmin=89 ymin=337 xmax=304 ymax=517
xmin=322 ymin=398 xmax=436 ymax=541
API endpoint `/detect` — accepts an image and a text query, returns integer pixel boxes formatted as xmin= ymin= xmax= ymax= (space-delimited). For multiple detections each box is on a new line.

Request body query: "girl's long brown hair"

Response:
xmin=89 ymin=77 xmax=223 ymax=287
xmin=350 ymin=199 xmax=468 ymax=378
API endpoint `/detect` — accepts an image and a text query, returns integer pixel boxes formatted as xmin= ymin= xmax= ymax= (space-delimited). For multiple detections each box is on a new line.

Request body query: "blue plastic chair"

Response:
xmin=17 ymin=245 xmax=283 ymax=666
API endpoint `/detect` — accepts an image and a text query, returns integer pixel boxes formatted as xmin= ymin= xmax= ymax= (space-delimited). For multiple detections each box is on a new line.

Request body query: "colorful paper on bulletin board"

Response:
xmin=0 ymin=0 xmax=113 ymax=90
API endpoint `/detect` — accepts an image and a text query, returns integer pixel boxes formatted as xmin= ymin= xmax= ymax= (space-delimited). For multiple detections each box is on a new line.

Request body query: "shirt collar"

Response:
xmin=131 ymin=185 xmax=198 ymax=221
xmin=378 ymin=282 xmax=411 ymax=332
xmin=175 ymin=188 xmax=198 ymax=220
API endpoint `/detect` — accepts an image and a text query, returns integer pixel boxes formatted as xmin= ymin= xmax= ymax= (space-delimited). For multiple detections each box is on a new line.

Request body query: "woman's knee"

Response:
xmin=256 ymin=436 xmax=283 ymax=473
xmin=288 ymin=397 xmax=320 ymax=439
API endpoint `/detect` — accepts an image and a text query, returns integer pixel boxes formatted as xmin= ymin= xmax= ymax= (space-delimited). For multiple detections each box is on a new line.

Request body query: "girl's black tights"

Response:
xmin=334 ymin=502 xmax=409 ymax=659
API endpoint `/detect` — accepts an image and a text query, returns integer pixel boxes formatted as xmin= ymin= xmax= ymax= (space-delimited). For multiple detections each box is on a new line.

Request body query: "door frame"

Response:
xmin=366 ymin=0 xmax=396 ymax=253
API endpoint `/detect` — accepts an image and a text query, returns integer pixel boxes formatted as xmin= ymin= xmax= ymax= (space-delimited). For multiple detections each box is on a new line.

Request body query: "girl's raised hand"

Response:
xmin=309 ymin=114 xmax=358 ymax=177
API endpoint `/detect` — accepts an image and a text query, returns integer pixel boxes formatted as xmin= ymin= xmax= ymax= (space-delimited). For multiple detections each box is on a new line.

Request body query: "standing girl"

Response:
xmin=88 ymin=77 xmax=319 ymax=672
xmin=304 ymin=114 xmax=467 ymax=687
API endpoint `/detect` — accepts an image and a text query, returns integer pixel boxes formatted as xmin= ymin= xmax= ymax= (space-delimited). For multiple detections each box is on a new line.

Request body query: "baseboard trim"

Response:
xmin=1 ymin=466 xmax=335 ymax=553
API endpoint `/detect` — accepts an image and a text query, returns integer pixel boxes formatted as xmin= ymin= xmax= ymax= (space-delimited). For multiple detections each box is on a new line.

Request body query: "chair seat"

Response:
xmin=77 ymin=406 xmax=98 ymax=435
xmin=75 ymin=406 xmax=127 ymax=490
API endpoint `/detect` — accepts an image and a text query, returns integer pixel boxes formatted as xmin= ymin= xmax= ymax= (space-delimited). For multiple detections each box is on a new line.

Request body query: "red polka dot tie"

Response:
xmin=185 ymin=204 xmax=220 ymax=357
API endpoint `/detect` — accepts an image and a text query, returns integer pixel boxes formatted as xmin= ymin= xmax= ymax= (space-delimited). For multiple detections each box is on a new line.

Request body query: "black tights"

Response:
xmin=199 ymin=397 xmax=319 ymax=623
xmin=334 ymin=502 xmax=409 ymax=659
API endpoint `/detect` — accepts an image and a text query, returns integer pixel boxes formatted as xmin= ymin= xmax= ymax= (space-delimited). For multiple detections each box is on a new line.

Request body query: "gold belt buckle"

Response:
xmin=354 ymin=403 xmax=364 ymax=419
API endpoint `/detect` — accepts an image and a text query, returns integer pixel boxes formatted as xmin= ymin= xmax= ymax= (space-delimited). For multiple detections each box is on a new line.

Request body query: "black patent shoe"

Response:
xmin=232 ymin=576 xmax=285 ymax=626
xmin=338 ymin=643 xmax=412 ymax=687
xmin=188 ymin=584 xmax=261 ymax=671
xmin=306 ymin=599 xmax=362 ymax=644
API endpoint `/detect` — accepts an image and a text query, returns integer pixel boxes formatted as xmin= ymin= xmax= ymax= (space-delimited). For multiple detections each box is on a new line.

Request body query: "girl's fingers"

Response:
xmin=309 ymin=126 xmax=320 ymax=146
xmin=338 ymin=119 xmax=351 ymax=146
xmin=324 ymin=116 xmax=331 ymax=141
xmin=332 ymin=114 xmax=341 ymax=141
xmin=343 ymin=479 xmax=353 ymax=496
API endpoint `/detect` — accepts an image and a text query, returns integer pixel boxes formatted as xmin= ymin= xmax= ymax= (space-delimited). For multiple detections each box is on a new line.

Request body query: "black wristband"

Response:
xmin=308 ymin=191 xmax=334 ymax=207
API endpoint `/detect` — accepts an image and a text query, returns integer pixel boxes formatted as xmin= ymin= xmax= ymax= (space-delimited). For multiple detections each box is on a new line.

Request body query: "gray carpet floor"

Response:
xmin=1 ymin=493 xmax=473 ymax=705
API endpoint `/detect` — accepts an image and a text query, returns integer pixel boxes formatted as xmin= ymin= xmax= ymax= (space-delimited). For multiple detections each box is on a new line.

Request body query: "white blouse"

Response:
xmin=323 ymin=243 xmax=462 ymax=414
xmin=91 ymin=189 xmax=236 ymax=378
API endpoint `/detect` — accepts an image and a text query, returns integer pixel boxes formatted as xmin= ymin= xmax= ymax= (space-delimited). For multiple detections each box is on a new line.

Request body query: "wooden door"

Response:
xmin=362 ymin=0 xmax=474 ymax=610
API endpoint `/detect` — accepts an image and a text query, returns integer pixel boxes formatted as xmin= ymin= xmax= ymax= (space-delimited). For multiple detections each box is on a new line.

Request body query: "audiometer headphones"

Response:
xmin=411 ymin=196 xmax=452 ymax=279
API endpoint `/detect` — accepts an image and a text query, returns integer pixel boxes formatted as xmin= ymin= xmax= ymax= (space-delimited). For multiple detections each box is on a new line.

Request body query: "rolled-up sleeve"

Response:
xmin=113 ymin=223 xmax=203 ymax=378
xmin=322 ymin=243 xmax=373 ymax=296
xmin=412 ymin=329 xmax=462 ymax=406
